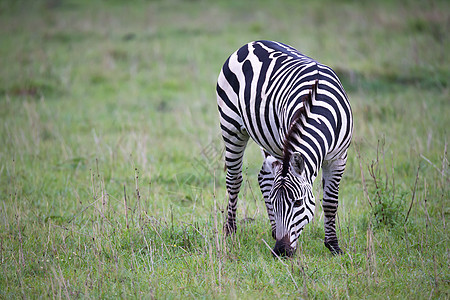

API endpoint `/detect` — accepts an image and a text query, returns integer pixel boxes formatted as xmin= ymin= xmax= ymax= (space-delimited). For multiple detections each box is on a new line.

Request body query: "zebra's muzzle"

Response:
xmin=272 ymin=234 xmax=295 ymax=257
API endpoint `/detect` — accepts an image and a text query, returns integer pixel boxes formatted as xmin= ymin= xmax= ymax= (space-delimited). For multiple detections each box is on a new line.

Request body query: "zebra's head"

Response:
xmin=265 ymin=151 xmax=315 ymax=257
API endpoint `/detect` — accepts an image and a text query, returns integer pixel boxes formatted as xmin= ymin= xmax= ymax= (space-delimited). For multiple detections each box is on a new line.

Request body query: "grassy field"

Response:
xmin=0 ymin=0 xmax=449 ymax=298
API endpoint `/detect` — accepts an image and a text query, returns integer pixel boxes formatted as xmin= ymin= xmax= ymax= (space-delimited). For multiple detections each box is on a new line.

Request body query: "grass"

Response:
xmin=0 ymin=0 xmax=449 ymax=298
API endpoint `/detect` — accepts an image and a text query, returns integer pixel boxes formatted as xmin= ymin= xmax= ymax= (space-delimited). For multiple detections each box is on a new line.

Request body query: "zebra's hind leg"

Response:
xmin=321 ymin=152 xmax=348 ymax=255
xmin=257 ymin=149 xmax=277 ymax=239
xmin=222 ymin=132 xmax=249 ymax=236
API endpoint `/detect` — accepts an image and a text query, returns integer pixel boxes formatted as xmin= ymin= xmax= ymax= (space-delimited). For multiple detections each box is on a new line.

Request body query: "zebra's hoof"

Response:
xmin=324 ymin=240 xmax=343 ymax=255
xmin=223 ymin=222 xmax=236 ymax=236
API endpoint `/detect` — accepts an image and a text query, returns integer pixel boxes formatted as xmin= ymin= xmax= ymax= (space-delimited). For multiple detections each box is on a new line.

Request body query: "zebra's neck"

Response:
xmin=280 ymin=120 xmax=324 ymax=184
xmin=290 ymin=132 xmax=322 ymax=182
xmin=279 ymin=78 xmax=324 ymax=184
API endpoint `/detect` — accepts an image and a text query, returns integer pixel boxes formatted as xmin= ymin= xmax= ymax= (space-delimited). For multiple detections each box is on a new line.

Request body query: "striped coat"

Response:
xmin=216 ymin=40 xmax=353 ymax=256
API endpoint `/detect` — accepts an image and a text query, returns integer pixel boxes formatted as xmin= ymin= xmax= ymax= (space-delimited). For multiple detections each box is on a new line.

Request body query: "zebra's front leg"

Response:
xmin=258 ymin=150 xmax=277 ymax=238
xmin=322 ymin=153 xmax=348 ymax=255
xmin=258 ymin=160 xmax=276 ymax=238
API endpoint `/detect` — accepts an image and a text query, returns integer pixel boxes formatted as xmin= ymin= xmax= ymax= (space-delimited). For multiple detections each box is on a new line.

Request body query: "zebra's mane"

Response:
xmin=281 ymin=80 xmax=317 ymax=177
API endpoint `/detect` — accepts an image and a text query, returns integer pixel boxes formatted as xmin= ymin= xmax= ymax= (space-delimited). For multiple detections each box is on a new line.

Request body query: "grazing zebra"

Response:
xmin=216 ymin=40 xmax=353 ymax=256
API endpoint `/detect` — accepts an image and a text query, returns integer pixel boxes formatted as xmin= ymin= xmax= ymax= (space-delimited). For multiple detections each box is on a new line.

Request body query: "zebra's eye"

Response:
xmin=293 ymin=199 xmax=303 ymax=207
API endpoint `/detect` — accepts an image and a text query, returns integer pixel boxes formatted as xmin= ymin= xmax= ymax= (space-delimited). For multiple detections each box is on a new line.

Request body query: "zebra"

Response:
xmin=216 ymin=40 xmax=353 ymax=257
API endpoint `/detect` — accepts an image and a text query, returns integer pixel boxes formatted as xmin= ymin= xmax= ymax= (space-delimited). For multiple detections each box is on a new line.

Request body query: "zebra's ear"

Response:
xmin=264 ymin=155 xmax=282 ymax=175
xmin=290 ymin=152 xmax=305 ymax=176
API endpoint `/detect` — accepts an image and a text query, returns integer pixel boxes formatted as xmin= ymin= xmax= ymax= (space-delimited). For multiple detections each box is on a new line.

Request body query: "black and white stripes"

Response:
xmin=216 ymin=40 xmax=353 ymax=256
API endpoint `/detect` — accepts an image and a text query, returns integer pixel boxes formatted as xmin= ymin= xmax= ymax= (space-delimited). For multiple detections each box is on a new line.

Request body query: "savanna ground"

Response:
xmin=0 ymin=0 xmax=449 ymax=298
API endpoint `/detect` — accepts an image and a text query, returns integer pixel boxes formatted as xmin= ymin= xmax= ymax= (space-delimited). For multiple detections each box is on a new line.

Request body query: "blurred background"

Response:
xmin=0 ymin=0 xmax=448 ymax=298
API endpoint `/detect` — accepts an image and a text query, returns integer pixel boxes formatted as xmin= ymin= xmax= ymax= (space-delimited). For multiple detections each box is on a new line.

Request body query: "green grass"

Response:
xmin=1 ymin=0 xmax=449 ymax=298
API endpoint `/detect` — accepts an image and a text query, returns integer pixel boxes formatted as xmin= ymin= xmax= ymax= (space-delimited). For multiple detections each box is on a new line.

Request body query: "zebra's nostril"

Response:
xmin=272 ymin=244 xmax=295 ymax=257
xmin=272 ymin=235 xmax=296 ymax=257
